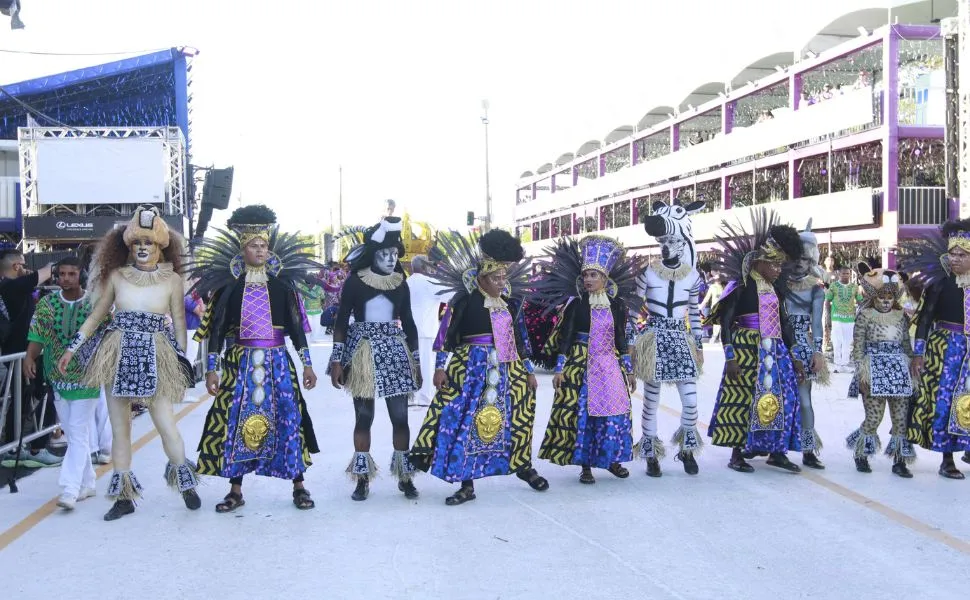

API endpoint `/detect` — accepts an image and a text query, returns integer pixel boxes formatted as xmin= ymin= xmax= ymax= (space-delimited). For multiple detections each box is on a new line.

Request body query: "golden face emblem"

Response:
xmin=956 ymin=394 xmax=970 ymax=430
xmin=242 ymin=415 xmax=271 ymax=451
xmin=475 ymin=405 xmax=503 ymax=443
xmin=756 ymin=393 xmax=780 ymax=426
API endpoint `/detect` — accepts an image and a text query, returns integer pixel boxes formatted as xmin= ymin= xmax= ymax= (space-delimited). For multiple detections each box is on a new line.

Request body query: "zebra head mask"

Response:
xmin=642 ymin=200 xmax=706 ymax=269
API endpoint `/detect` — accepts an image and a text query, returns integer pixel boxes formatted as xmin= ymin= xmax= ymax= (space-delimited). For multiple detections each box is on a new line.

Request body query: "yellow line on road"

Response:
xmin=0 ymin=393 xmax=209 ymax=552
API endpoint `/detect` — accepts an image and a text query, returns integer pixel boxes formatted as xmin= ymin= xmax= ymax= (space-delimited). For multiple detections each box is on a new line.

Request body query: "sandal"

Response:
xmin=516 ymin=467 xmax=550 ymax=491
xmin=216 ymin=491 xmax=245 ymax=513
xmin=607 ymin=463 xmax=630 ymax=479
xmin=579 ymin=468 xmax=595 ymax=484
xmin=293 ymin=488 xmax=316 ymax=510
xmin=445 ymin=485 xmax=476 ymax=506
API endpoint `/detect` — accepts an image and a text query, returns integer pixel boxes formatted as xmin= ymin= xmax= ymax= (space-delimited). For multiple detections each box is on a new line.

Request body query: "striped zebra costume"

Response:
xmin=634 ymin=200 xmax=706 ymax=476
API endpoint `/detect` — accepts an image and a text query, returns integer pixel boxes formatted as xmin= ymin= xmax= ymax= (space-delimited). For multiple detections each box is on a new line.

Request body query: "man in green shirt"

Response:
xmin=23 ymin=258 xmax=103 ymax=511
xmin=824 ymin=266 xmax=864 ymax=371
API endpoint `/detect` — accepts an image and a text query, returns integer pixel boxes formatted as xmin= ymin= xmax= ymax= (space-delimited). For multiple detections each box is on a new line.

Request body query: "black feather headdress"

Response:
xmin=712 ymin=207 xmax=803 ymax=283
xmin=898 ymin=218 xmax=970 ymax=289
xmin=429 ymin=229 xmax=530 ymax=302
xmin=529 ymin=237 xmax=645 ymax=318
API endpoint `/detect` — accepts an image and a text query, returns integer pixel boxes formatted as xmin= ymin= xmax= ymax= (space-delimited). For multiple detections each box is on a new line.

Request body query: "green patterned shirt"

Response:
xmin=27 ymin=292 xmax=101 ymax=400
xmin=825 ymin=281 xmax=864 ymax=323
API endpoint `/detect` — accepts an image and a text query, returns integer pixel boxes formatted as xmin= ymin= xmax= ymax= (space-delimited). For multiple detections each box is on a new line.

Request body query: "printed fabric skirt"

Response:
xmin=539 ymin=341 xmax=632 ymax=468
xmin=78 ymin=310 xmax=187 ymax=406
xmin=634 ymin=316 xmax=700 ymax=384
xmin=909 ymin=328 xmax=970 ymax=452
xmin=333 ymin=321 xmax=418 ymax=399
xmin=847 ymin=341 xmax=913 ymax=398
xmin=708 ymin=328 xmax=802 ymax=453
xmin=789 ymin=314 xmax=830 ymax=386
xmin=409 ymin=342 xmax=535 ymax=483
xmin=197 ymin=343 xmax=318 ymax=480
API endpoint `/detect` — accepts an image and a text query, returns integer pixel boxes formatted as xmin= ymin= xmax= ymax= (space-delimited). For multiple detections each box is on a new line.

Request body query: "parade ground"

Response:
xmin=2 ymin=338 xmax=968 ymax=599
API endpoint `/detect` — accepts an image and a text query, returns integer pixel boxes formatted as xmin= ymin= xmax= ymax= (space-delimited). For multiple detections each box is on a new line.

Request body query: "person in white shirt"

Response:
xmin=406 ymin=256 xmax=451 ymax=404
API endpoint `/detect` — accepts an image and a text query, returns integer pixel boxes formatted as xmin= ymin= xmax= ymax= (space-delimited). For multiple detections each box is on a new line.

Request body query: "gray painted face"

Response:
xmin=373 ymin=247 xmax=399 ymax=274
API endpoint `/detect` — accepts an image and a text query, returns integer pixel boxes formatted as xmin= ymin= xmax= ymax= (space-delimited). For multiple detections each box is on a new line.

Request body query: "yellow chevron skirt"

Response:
xmin=409 ymin=343 xmax=536 ymax=483
xmin=707 ymin=328 xmax=802 ymax=452
xmin=538 ymin=342 xmax=632 ymax=468
xmin=196 ymin=344 xmax=318 ymax=480
xmin=909 ymin=329 xmax=970 ymax=452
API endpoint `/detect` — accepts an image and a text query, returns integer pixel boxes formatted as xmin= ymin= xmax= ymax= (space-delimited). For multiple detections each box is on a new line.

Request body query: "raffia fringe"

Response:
xmin=83 ymin=330 xmax=187 ymax=406
xmin=390 ymin=450 xmax=417 ymax=483
xmin=164 ymin=461 xmax=201 ymax=493
xmin=346 ymin=339 xmax=377 ymax=398
xmin=634 ymin=332 xmax=657 ymax=383
xmin=856 ymin=359 xmax=872 ymax=393
xmin=885 ymin=435 xmax=918 ymax=465
xmin=106 ymin=471 xmax=144 ymax=502
xmin=670 ymin=425 xmax=704 ymax=456
xmin=845 ymin=428 xmax=881 ymax=459
xmin=345 ymin=452 xmax=378 ymax=482
xmin=814 ymin=360 xmax=831 ymax=387
xmin=633 ymin=435 xmax=666 ymax=461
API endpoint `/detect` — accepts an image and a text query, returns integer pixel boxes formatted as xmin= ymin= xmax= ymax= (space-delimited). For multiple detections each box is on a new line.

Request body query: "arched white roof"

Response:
xmin=521 ymin=0 xmax=952 ymax=177
xmin=576 ymin=140 xmax=602 ymax=158
xmin=536 ymin=162 xmax=554 ymax=174
xmin=637 ymin=106 xmax=675 ymax=131
xmin=519 ymin=170 xmax=534 ymax=179
xmin=555 ymin=152 xmax=575 ymax=167
xmin=677 ymin=82 xmax=726 ymax=113
xmin=604 ymin=125 xmax=635 ymax=144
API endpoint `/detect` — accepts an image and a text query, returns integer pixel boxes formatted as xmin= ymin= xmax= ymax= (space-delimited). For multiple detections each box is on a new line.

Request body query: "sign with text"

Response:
xmin=24 ymin=214 xmax=184 ymax=240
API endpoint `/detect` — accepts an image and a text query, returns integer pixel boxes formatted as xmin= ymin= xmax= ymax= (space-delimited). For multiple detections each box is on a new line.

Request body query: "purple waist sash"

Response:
xmin=462 ymin=335 xmax=494 ymax=345
xmin=236 ymin=329 xmax=286 ymax=348
xmin=935 ymin=320 xmax=966 ymax=334
xmin=735 ymin=314 xmax=760 ymax=329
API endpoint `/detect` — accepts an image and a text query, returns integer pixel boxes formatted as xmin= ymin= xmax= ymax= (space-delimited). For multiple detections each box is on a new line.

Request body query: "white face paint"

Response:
xmin=373 ymin=247 xmax=399 ymax=274
xmin=132 ymin=238 xmax=160 ymax=268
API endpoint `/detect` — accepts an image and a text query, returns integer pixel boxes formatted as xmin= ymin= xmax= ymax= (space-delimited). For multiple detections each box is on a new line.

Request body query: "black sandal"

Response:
xmin=216 ymin=491 xmax=245 ymax=513
xmin=293 ymin=488 xmax=316 ymax=510
xmin=516 ymin=467 xmax=550 ymax=491
xmin=579 ymin=468 xmax=595 ymax=484
xmin=607 ymin=463 xmax=630 ymax=479
xmin=445 ymin=485 xmax=476 ymax=506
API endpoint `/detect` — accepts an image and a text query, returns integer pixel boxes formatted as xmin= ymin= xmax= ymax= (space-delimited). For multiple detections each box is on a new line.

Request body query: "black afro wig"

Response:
xmin=479 ymin=229 xmax=525 ymax=263
xmin=768 ymin=224 xmax=804 ymax=263
xmin=228 ymin=204 xmax=277 ymax=226
xmin=941 ymin=218 xmax=970 ymax=238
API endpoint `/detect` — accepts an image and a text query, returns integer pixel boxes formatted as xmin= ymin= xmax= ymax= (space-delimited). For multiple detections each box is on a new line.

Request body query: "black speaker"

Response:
xmin=202 ymin=167 xmax=234 ymax=210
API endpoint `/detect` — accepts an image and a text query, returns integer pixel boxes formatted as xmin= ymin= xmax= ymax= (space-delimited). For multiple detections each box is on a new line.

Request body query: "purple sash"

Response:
xmin=240 ymin=283 xmax=275 ymax=340
xmin=488 ymin=308 xmax=518 ymax=363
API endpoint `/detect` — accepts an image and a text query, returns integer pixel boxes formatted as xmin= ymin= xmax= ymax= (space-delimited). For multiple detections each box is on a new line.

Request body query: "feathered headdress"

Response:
xmin=188 ymin=204 xmax=321 ymax=300
xmin=898 ymin=218 xmax=970 ymax=289
xmin=712 ymin=207 xmax=804 ymax=283
xmin=429 ymin=229 xmax=529 ymax=301
xmin=529 ymin=236 xmax=645 ymax=317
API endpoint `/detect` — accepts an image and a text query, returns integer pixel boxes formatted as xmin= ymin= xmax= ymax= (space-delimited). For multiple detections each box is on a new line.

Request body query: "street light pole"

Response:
xmin=338 ymin=165 xmax=343 ymax=229
xmin=482 ymin=99 xmax=492 ymax=231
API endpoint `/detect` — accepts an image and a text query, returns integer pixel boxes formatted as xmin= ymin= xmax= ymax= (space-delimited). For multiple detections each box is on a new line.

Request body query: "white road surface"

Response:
xmin=2 ymin=339 xmax=968 ymax=599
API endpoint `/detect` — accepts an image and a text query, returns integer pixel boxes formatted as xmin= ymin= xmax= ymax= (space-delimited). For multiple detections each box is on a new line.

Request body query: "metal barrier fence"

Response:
xmin=0 ymin=353 xmax=59 ymax=458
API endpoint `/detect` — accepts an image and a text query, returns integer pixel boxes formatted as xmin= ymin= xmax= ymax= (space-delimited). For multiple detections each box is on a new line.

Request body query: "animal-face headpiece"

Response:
xmin=641 ymin=199 xmax=705 ymax=265
xmin=857 ymin=261 xmax=904 ymax=302
xmin=123 ymin=206 xmax=171 ymax=249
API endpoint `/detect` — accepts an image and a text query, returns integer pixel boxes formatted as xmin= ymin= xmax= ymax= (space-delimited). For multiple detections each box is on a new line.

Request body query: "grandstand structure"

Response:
xmin=513 ymin=4 xmax=955 ymax=267
xmin=0 ymin=48 xmax=194 ymax=250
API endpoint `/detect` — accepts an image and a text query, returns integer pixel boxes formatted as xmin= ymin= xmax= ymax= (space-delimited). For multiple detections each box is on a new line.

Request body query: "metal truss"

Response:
xmin=17 ymin=126 xmax=186 ymax=220
xmin=954 ymin=0 xmax=970 ymax=218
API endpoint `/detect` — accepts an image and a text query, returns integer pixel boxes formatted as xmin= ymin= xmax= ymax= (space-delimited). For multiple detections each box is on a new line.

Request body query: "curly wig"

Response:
xmin=479 ymin=229 xmax=525 ymax=263
xmin=227 ymin=204 xmax=277 ymax=226
xmin=89 ymin=226 xmax=185 ymax=293
xmin=768 ymin=224 xmax=804 ymax=263
xmin=941 ymin=218 xmax=970 ymax=239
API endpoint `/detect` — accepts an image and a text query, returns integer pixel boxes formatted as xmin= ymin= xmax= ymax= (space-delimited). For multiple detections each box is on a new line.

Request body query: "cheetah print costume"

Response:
xmin=845 ymin=307 xmax=916 ymax=463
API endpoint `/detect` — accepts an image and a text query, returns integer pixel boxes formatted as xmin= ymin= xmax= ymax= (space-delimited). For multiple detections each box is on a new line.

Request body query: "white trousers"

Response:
xmin=832 ymin=320 xmax=855 ymax=367
xmin=53 ymin=392 xmax=100 ymax=496
xmin=90 ymin=392 xmax=112 ymax=455
xmin=417 ymin=336 xmax=435 ymax=403
xmin=310 ymin=318 xmax=323 ymax=342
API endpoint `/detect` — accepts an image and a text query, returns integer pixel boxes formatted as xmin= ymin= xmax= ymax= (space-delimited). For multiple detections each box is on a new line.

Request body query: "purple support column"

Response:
xmin=632 ymin=198 xmax=640 ymax=225
xmin=572 ymin=165 xmax=579 ymax=187
xmin=631 ymin=139 xmax=640 ymax=166
xmin=722 ymin=102 xmax=734 ymax=135
xmin=882 ymin=32 xmax=900 ymax=269
xmin=790 ymin=74 xmax=802 ymax=111
xmin=789 ymin=157 xmax=799 ymax=200
xmin=531 ymin=182 xmax=537 ymax=201
xmin=670 ymin=124 xmax=680 ymax=153
xmin=723 ymin=175 xmax=732 ymax=210
xmin=599 ymin=153 xmax=607 ymax=177
xmin=550 ymin=173 xmax=556 ymax=195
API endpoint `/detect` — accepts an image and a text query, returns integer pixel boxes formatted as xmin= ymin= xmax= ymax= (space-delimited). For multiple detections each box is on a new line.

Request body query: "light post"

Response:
xmin=481 ymin=99 xmax=492 ymax=231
